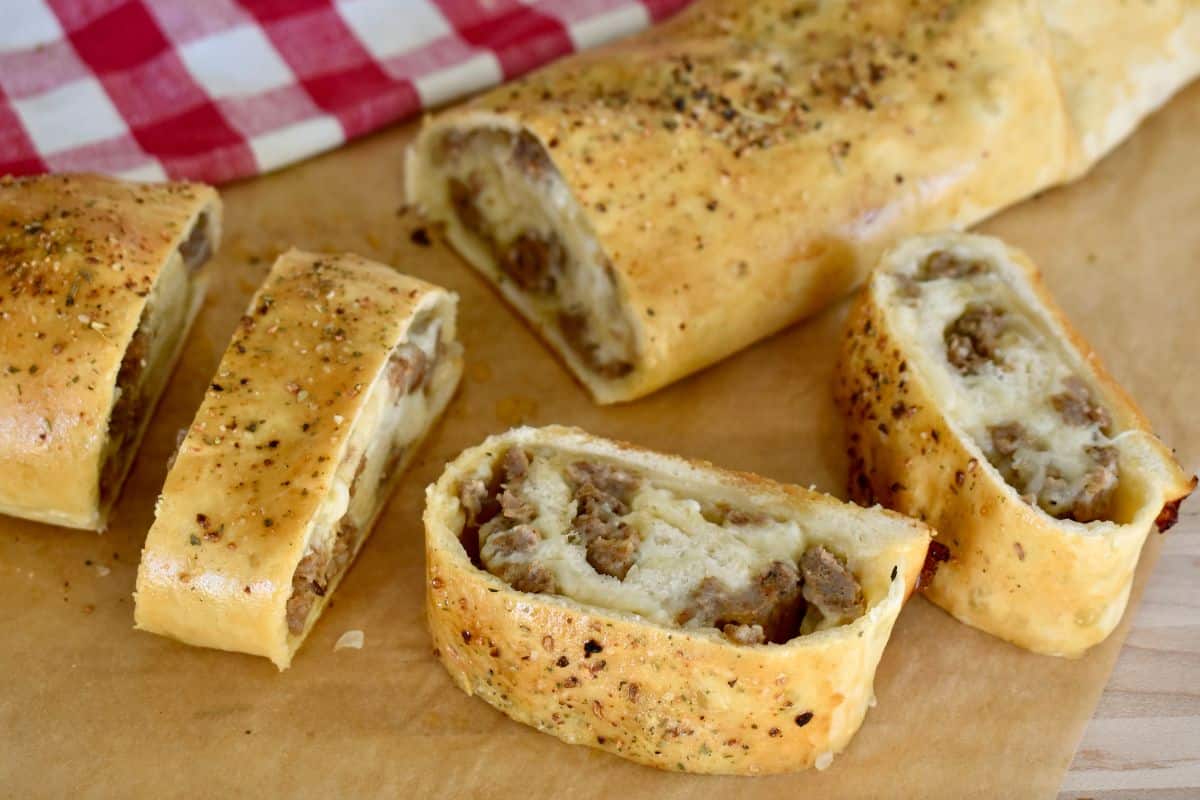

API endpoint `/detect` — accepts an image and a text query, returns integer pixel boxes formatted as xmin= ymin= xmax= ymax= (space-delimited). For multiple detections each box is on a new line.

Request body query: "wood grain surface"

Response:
xmin=1062 ymin=510 xmax=1200 ymax=798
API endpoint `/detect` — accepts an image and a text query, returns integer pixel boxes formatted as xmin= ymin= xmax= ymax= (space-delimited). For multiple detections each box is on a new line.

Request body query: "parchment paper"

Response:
xmin=1 ymin=80 xmax=1197 ymax=799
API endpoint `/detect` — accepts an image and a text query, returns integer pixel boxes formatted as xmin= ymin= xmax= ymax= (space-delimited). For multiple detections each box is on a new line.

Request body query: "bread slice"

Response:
xmin=134 ymin=250 xmax=462 ymax=669
xmin=836 ymin=232 xmax=1195 ymax=657
xmin=0 ymin=174 xmax=220 ymax=530
xmin=424 ymin=425 xmax=931 ymax=774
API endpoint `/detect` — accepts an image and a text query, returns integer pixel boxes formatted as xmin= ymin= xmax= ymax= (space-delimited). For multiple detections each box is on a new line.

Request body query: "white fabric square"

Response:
xmin=567 ymin=5 xmax=648 ymax=50
xmin=339 ymin=0 xmax=451 ymax=60
xmin=249 ymin=115 xmax=343 ymax=174
xmin=116 ymin=161 xmax=168 ymax=182
xmin=0 ymin=0 xmax=63 ymax=53
xmin=414 ymin=52 xmax=502 ymax=108
xmin=178 ymin=25 xmax=294 ymax=97
xmin=12 ymin=77 xmax=127 ymax=153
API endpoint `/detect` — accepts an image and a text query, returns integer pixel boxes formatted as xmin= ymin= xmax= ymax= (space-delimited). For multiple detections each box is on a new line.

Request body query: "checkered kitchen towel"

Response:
xmin=0 ymin=0 xmax=691 ymax=184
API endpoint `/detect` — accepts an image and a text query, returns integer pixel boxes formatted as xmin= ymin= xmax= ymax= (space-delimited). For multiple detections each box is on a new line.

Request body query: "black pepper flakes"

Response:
xmin=583 ymin=639 xmax=603 ymax=657
xmin=794 ymin=711 xmax=814 ymax=727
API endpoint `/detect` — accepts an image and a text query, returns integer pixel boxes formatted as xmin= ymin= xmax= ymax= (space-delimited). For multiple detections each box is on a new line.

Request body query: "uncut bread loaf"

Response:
xmin=135 ymin=250 xmax=462 ymax=669
xmin=407 ymin=0 xmax=1199 ymax=403
xmin=424 ymin=425 xmax=931 ymax=774
xmin=0 ymin=174 xmax=220 ymax=530
xmin=836 ymin=232 xmax=1195 ymax=657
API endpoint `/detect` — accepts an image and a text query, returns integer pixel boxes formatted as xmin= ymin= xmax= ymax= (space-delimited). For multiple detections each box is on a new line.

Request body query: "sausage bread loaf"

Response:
xmin=407 ymin=0 xmax=1200 ymax=403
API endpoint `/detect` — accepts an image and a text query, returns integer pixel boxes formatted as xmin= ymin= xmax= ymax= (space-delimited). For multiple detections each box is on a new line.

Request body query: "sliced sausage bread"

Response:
xmin=134 ymin=250 xmax=462 ymax=669
xmin=836 ymin=232 xmax=1195 ymax=657
xmin=424 ymin=425 xmax=931 ymax=774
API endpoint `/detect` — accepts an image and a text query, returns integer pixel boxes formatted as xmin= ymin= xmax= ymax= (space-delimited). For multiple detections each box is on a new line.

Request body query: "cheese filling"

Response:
xmin=423 ymin=128 xmax=637 ymax=380
xmin=100 ymin=214 xmax=212 ymax=505
xmin=456 ymin=446 xmax=866 ymax=646
xmin=285 ymin=314 xmax=460 ymax=637
xmin=885 ymin=248 xmax=1120 ymax=523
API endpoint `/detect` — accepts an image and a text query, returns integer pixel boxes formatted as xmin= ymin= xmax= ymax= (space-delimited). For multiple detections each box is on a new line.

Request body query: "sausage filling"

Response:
xmin=457 ymin=447 xmax=865 ymax=645
xmin=99 ymin=214 xmax=214 ymax=505
xmin=423 ymin=128 xmax=637 ymax=380
xmin=285 ymin=314 xmax=460 ymax=636
xmin=890 ymin=248 xmax=1121 ymax=522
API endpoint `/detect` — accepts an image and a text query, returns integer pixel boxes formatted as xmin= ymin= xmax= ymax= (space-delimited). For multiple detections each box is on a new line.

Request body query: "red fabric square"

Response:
xmin=53 ymin=0 xmax=171 ymax=74
xmin=434 ymin=0 xmax=572 ymax=78
xmin=302 ymin=64 xmax=419 ymax=139
xmin=129 ymin=101 xmax=255 ymax=179
xmin=643 ymin=0 xmax=692 ymax=21
xmin=239 ymin=0 xmax=332 ymax=23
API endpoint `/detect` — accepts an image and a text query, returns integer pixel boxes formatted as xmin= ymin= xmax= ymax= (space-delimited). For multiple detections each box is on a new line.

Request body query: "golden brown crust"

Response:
xmin=424 ymin=425 xmax=931 ymax=774
xmin=408 ymin=0 xmax=1199 ymax=403
xmin=835 ymin=232 xmax=1195 ymax=657
xmin=0 ymin=173 xmax=221 ymax=529
xmin=134 ymin=250 xmax=462 ymax=669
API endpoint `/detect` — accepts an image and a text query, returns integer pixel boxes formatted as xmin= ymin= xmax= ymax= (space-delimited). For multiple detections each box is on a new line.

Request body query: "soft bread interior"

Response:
xmin=442 ymin=428 xmax=926 ymax=647
xmin=407 ymin=117 xmax=640 ymax=394
xmin=98 ymin=208 xmax=217 ymax=515
xmin=284 ymin=294 xmax=462 ymax=647
xmin=876 ymin=235 xmax=1149 ymax=527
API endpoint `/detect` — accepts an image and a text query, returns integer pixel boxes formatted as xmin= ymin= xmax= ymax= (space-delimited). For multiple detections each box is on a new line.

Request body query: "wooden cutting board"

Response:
xmin=0 ymin=83 xmax=1196 ymax=800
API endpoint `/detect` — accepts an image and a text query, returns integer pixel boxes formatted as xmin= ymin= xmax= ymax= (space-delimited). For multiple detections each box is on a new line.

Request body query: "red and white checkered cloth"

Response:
xmin=0 ymin=0 xmax=691 ymax=184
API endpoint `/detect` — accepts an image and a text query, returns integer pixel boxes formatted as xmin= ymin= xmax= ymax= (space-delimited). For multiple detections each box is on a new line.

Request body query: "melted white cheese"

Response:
xmin=883 ymin=249 xmax=1116 ymax=512
xmin=486 ymin=450 xmax=812 ymax=629
xmin=301 ymin=317 xmax=449 ymax=580
xmin=427 ymin=130 xmax=636 ymax=371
